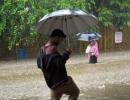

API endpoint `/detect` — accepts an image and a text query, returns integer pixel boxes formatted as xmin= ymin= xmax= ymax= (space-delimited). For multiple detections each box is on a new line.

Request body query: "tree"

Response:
xmin=85 ymin=0 xmax=130 ymax=30
xmin=84 ymin=0 xmax=130 ymax=51
xmin=0 ymin=0 xmax=87 ymax=50
xmin=0 ymin=0 xmax=130 ymax=50
xmin=0 ymin=0 xmax=35 ymax=49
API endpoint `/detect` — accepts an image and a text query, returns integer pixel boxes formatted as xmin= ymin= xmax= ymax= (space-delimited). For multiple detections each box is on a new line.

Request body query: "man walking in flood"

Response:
xmin=37 ymin=29 xmax=80 ymax=100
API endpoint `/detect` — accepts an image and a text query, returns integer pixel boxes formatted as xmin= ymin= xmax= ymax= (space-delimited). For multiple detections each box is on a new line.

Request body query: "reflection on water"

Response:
xmin=105 ymin=84 xmax=130 ymax=100
xmin=6 ymin=84 xmax=130 ymax=100
xmin=79 ymin=83 xmax=130 ymax=100
xmin=1 ymin=52 xmax=130 ymax=100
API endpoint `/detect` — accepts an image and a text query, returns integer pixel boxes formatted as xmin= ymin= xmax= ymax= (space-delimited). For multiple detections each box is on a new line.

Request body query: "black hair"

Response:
xmin=50 ymin=29 xmax=66 ymax=38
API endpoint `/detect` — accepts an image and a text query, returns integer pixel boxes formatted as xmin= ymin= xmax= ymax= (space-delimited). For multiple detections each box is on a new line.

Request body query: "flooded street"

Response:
xmin=0 ymin=51 xmax=130 ymax=100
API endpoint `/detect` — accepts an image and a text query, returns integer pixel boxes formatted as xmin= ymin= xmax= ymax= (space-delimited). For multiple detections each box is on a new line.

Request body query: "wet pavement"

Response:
xmin=0 ymin=51 xmax=130 ymax=100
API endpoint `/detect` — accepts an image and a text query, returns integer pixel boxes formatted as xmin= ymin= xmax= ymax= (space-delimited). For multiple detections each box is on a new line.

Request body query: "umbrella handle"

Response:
xmin=67 ymin=37 xmax=70 ymax=48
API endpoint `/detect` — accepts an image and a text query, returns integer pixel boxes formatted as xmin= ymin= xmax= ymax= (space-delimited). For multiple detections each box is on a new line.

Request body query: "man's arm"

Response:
xmin=51 ymin=50 xmax=71 ymax=67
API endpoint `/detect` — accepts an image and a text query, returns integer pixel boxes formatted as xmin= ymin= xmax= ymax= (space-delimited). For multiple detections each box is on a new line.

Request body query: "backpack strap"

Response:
xmin=37 ymin=48 xmax=45 ymax=69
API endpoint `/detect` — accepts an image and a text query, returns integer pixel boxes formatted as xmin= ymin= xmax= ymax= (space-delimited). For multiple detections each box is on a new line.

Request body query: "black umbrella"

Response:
xmin=36 ymin=9 xmax=98 ymax=36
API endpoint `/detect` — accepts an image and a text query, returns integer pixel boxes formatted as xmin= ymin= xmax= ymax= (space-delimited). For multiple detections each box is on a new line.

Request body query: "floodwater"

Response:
xmin=0 ymin=51 xmax=130 ymax=100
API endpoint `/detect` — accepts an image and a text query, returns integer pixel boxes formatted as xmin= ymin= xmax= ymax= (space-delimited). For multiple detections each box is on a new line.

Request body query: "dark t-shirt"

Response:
xmin=37 ymin=45 xmax=70 ymax=89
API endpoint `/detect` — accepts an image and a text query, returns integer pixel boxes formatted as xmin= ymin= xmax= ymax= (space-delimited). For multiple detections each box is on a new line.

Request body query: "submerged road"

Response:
xmin=0 ymin=51 xmax=130 ymax=100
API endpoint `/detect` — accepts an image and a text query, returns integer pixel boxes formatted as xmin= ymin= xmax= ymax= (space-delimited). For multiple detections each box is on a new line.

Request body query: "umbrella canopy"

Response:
xmin=76 ymin=32 xmax=101 ymax=42
xmin=36 ymin=8 xmax=97 ymax=36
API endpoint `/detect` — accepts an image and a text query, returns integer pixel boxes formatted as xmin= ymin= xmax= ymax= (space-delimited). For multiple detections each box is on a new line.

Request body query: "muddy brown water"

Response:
xmin=0 ymin=51 xmax=130 ymax=100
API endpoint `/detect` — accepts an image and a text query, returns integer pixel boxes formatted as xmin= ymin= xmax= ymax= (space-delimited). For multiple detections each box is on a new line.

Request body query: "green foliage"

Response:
xmin=97 ymin=7 xmax=113 ymax=27
xmin=109 ymin=0 xmax=130 ymax=30
xmin=0 ymin=0 xmax=88 ymax=49
xmin=94 ymin=0 xmax=130 ymax=30
xmin=0 ymin=0 xmax=130 ymax=49
xmin=0 ymin=0 xmax=47 ymax=49
xmin=127 ymin=21 xmax=130 ymax=26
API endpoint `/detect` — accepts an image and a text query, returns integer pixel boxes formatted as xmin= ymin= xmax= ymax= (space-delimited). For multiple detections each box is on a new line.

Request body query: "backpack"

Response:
xmin=37 ymin=49 xmax=45 ymax=69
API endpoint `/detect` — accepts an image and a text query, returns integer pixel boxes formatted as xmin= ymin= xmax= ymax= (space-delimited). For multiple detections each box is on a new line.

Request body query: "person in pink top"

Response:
xmin=85 ymin=39 xmax=99 ymax=63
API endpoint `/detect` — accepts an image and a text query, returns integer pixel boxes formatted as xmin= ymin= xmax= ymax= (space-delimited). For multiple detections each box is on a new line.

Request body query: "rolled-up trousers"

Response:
xmin=50 ymin=76 xmax=80 ymax=100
